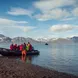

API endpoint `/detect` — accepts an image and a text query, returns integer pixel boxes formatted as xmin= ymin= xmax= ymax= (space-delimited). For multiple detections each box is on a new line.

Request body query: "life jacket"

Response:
xmin=26 ymin=45 xmax=29 ymax=51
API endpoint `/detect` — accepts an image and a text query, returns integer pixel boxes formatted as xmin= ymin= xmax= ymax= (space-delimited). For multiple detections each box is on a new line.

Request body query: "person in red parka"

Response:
xmin=17 ymin=45 xmax=20 ymax=51
xmin=10 ymin=44 xmax=14 ymax=50
xmin=14 ymin=44 xmax=17 ymax=50
xmin=29 ymin=44 xmax=33 ymax=51
xmin=20 ymin=44 xmax=23 ymax=51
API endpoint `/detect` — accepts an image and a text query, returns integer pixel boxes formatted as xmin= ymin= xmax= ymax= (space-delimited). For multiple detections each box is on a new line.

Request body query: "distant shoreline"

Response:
xmin=0 ymin=57 xmax=78 ymax=78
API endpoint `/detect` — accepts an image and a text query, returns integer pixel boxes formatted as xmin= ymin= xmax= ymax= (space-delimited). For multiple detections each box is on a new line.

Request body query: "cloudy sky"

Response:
xmin=0 ymin=0 xmax=78 ymax=39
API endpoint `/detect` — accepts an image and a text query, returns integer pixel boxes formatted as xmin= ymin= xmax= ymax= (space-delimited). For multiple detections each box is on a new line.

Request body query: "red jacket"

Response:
xmin=10 ymin=45 xmax=13 ymax=50
xmin=20 ymin=45 xmax=23 ymax=51
xmin=29 ymin=44 xmax=32 ymax=51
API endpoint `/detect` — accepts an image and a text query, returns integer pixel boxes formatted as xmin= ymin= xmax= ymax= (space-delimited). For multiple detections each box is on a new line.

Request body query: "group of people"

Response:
xmin=10 ymin=42 xmax=33 ymax=51
xmin=10 ymin=42 xmax=33 ymax=56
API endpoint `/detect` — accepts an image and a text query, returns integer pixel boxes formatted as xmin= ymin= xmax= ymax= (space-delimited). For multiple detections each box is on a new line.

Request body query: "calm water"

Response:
xmin=0 ymin=43 xmax=78 ymax=76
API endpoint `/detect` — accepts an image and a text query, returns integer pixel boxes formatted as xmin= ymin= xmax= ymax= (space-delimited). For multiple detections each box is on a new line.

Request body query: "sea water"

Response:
xmin=0 ymin=42 xmax=78 ymax=76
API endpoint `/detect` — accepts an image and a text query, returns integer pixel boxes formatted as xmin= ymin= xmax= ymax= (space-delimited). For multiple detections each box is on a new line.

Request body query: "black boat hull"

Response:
xmin=0 ymin=48 xmax=39 ymax=56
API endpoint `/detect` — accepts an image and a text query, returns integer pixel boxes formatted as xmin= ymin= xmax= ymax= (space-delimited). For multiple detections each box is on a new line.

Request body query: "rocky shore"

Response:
xmin=0 ymin=56 xmax=78 ymax=78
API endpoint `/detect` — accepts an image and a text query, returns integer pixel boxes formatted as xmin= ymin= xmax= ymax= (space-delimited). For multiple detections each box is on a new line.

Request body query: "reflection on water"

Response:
xmin=21 ymin=55 xmax=32 ymax=64
xmin=20 ymin=55 xmax=39 ymax=64
xmin=21 ymin=55 xmax=26 ymax=62
xmin=26 ymin=56 xmax=32 ymax=63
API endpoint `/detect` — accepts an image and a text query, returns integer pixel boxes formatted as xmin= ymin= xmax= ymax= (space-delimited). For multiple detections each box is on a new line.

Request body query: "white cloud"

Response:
xmin=72 ymin=7 xmax=78 ymax=16
xmin=6 ymin=1 xmax=78 ymax=21
xmin=34 ymin=14 xmax=52 ymax=21
xmin=67 ymin=34 xmax=78 ymax=38
xmin=33 ymin=0 xmax=78 ymax=21
xmin=34 ymin=0 xmax=76 ymax=12
xmin=0 ymin=25 xmax=36 ymax=38
xmin=49 ymin=24 xmax=77 ymax=32
xmin=34 ymin=9 xmax=70 ymax=21
xmin=0 ymin=18 xmax=35 ymax=32
xmin=0 ymin=18 xmax=28 ymax=25
xmin=7 ymin=7 xmax=33 ymax=16
xmin=7 ymin=1 xmax=77 ymax=21
xmin=0 ymin=25 xmax=35 ymax=33
xmin=17 ymin=26 xmax=36 ymax=32
xmin=61 ymin=17 xmax=76 ymax=21
xmin=16 ymin=21 xmax=28 ymax=24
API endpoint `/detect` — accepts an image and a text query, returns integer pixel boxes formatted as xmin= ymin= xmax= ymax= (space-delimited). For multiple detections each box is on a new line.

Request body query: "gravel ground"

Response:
xmin=0 ymin=56 xmax=78 ymax=78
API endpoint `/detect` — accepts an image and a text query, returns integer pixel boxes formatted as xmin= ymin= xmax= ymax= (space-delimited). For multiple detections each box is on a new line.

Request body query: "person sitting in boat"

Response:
xmin=14 ymin=44 xmax=17 ymax=50
xmin=29 ymin=44 xmax=33 ymax=51
xmin=20 ymin=44 xmax=23 ymax=51
xmin=10 ymin=44 xmax=14 ymax=50
xmin=26 ymin=44 xmax=29 ymax=51
xmin=17 ymin=45 xmax=20 ymax=51
xmin=27 ymin=42 xmax=33 ymax=51
xmin=23 ymin=43 xmax=26 ymax=50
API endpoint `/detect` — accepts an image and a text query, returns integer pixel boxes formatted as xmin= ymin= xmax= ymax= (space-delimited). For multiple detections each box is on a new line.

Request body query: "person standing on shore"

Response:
xmin=21 ymin=48 xmax=27 ymax=62
xmin=22 ymin=49 xmax=27 ymax=56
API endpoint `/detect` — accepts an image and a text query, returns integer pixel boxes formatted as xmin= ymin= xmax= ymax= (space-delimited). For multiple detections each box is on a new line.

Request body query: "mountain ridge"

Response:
xmin=0 ymin=34 xmax=78 ymax=43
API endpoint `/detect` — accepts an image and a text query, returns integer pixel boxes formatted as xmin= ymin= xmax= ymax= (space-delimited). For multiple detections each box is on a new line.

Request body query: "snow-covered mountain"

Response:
xmin=0 ymin=34 xmax=12 ymax=43
xmin=35 ymin=37 xmax=78 ymax=44
xmin=12 ymin=37 xmax=38 ymax=44
xmin=0 ymin=34 xmax=78 ymax=43
xmin=70 ymin=36 xmax=78 ymax=42
xmin=48 ymin=38 xmax=73 ymax=44
xmin=35 ymin=38 xmax=50 ymax=42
